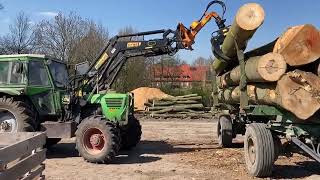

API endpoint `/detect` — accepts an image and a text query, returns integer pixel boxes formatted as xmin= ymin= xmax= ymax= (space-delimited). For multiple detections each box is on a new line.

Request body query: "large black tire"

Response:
xmin=76 ymin=116 xmax=121 ymax=163
xmin=120 ymin=116 xmax=142 ymax=150
xmin=0 ymin=96 xmax=35 ymax=132
xmin=217 ymin=115 xmax=233 ymax=147
xmin=244 ymin=123 xmax=275 ymax=177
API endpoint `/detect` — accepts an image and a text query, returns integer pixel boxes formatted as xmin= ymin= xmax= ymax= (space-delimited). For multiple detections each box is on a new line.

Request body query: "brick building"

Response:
xmin=151 ymin=64 xmax=211 ymax=88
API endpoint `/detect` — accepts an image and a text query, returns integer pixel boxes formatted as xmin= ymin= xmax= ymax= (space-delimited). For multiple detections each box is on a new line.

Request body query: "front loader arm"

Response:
xmin=78 ymin=0 xmax=227 ymax=99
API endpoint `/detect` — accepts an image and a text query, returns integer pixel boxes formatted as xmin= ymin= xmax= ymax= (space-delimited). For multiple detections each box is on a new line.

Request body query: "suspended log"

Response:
xmin=212 ymin=3 xmax=265 ymax=74
xmin=218 ymin=84 xmax=278 ymax=105
xmin=217 ymin=53 xmax=287 ymax=88
xmin=277 ymin=70 xmax=320 ymax=120
xmin=273 ymin=24 xmax=320 ymax=66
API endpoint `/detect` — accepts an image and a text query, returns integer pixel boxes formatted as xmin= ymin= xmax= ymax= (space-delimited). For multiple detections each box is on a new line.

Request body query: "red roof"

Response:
xmin=152 ymin=64 xmax=209 ymax=82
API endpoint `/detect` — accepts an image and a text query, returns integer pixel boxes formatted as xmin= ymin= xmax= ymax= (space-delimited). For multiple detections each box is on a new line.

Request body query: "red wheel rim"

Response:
xmin=83 ymin=128 xmax=106 ymax=155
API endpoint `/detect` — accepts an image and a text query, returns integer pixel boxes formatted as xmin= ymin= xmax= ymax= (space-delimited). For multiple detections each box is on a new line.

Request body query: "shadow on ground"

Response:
xmin=46 ymin=140 xmax=217 ymax=164
xmin=272 ymin=160 xmax=320 ymax=179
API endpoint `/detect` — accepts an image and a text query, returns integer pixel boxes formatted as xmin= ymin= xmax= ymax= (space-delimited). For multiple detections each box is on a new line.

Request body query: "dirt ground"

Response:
xmin=44 ymin=118 xmax=320 ymax=180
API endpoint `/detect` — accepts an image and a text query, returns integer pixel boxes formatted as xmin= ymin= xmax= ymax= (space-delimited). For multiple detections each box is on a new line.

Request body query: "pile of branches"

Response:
xmin=144 ymin=94 xmax=212 ymax=119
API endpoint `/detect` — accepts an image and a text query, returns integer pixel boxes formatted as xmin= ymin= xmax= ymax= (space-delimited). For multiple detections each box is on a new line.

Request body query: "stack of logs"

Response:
xmin=144 ymin=94 xmax=211 ymax=119
xmin=213 ymin=3 xmax=320 ymax=120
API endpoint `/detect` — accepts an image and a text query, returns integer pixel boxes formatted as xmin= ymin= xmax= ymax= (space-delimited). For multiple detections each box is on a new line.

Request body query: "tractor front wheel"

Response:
xmin=120 ymin=116 xmax=142 ymax=150
xmin=76 ymin=116 xmax=121 ymax=163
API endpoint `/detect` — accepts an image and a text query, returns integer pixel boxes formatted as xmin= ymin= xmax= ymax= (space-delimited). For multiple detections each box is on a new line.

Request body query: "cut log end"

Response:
xmin=277 ymin=70 xmax=320 ymax=120
xmin=257 ymin=53 xmax=287 ymax=81
xmin=235 ymin=3 xmax=265 ymax=31
xmin=273 ymin=24 xmax=320 ymax=66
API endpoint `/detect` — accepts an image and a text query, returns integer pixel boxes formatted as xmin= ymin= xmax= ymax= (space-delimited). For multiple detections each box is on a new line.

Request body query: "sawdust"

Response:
xmin=131 ymin=87 xmax=172 ymax=111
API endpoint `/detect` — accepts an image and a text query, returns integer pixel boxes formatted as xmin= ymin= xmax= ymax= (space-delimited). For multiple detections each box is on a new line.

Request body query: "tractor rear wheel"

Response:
xmin=76 ymin=116 xmax=121 ymax=163
xmin=120 ymin=116 xmax=142 ymax=150
xmin=244 ymin=123 xmax=275 ymax=177
xmin=217 ymin=115 xmax=233 ymax=147
xmin=0 ymin=96 xmax=35 ymax=132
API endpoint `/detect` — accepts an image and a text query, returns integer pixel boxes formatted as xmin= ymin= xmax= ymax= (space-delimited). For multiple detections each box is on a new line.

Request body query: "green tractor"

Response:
xmin=0 ymin=1 xmax=227 ymax=163
xmin=0 ymin=29 xmax=193 ymax=163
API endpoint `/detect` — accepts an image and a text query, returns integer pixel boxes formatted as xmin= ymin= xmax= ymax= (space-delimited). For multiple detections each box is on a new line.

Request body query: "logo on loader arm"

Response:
xmin=127 ymin=42 xmax=141 ymax=48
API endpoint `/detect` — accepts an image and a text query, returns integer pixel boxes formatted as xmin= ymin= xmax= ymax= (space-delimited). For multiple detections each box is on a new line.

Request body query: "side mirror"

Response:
xmin=75 ymin=61 xmax=89 ymax=76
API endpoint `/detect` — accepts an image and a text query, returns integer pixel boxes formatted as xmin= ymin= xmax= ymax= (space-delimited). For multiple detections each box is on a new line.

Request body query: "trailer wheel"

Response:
xmin=217 ymin=115 xmax=233 ymax=147
xmin=120 ymin=116 xmax=142 ymax=150
xmin=76 ymin=116 xmax=121 ymax=163
xmin=244 ymin=123 xmax=275 ymax=177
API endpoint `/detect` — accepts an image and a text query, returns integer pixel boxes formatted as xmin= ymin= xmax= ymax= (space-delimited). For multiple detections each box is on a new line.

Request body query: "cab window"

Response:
xmin=28 ymin=61 xmax=50 ymax=86
xmin=48 ymin=61 xmax=68 ymax=88
xmin=0 ymin=61 xmax=26 ymax=85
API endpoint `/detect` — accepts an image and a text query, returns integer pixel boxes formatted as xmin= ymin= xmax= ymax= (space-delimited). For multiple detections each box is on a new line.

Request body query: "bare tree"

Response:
xmin=34 ymin=12 xmax=86 ymax=62
xmin=192 ymin=56 xmax=212 ymax=66
xmin=34 ymin=12 xmax=108 ymax=64
xmin=71 ymin=21 xmax=109 ymax=64
xmin=0 ymin=12 xmax=34 ymax=54
xmin=112 ymin=26 xmax=152 ymax=92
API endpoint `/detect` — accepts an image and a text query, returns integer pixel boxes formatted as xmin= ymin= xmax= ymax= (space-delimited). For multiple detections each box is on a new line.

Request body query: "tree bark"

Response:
xmin=277 ymin=70 xmax=320 ymax=120
xmin=212 ymin=3 xmax=265 ymax=74
xmin=218 ymin=84 xmax=278 ymax=105
xmin=273 ymin=24 xmax=320 ymax=66
xmin=149 ymin=104 xmax=204 ymax=114
xmin=151 ymin=96 xmax=202 ymax=102
xmin=217 ymin=53 xmax=287 ymax=88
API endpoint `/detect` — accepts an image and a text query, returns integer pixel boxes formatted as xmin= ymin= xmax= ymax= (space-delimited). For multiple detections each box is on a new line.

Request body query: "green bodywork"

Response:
xmin=89 ymin=93 xmax=131 ymax=123
xmin=0 ymin=54 xmax=131 ymax=124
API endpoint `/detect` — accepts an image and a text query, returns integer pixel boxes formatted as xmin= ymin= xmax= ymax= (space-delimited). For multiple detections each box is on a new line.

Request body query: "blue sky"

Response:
xmin=0 ymin=0 xmax=319 ymax=63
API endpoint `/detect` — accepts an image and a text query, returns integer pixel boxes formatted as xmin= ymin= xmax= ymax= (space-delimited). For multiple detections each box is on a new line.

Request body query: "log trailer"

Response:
xmin=0 ymin=1 xmax=226 ymax=163
xmin=211 ymin=3 xmax=320 ymax=178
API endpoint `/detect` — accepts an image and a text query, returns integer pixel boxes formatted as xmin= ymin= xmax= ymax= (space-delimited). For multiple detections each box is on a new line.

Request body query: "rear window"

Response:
xmin=0 ymin=61 xmax=26 ymax=85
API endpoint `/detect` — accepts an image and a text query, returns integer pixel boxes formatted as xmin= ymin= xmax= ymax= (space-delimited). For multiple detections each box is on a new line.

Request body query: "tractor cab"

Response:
xmin=0 ymin=54 xmax=69 ymax=122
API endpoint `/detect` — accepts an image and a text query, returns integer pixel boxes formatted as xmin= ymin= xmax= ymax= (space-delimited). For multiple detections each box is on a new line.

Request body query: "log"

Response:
xmin=273 ymin=24 xmax=320 ymax=66
xmin=149 ymin=104 xmax=204 ymax=114
xmin=218 ymin=84 xmax=278 ymax=105
xmin=176 ymin=94 xmax=198 ymax=98
xmin=245 ymin=39 xmax=277 ymax=58
xmin=156 ymin=96 xmax=202 ymax=102
xmin=150 ymin=100 xmax=200 ymax=107
xmin=149 ymin=104 xmax=204 ymax=112
xmin=150 ymin=113 xmax=212 ymax=119
xmin=212 ymin=3 xmax=265 ymax=74
xmin=218 ymin=53 xmax=287 ymax=88
xmin=277 ymin=70 xmax=320 ymax=120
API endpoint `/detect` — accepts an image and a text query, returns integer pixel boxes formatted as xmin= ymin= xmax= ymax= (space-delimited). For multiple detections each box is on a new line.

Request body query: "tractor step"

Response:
xmin=41 ymin=121 xmax=76 ymax=138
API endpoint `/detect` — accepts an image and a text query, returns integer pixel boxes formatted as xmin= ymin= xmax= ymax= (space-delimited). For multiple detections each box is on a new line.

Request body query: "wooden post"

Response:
xmin=212 ymin=3 xmax=265 ymax=74
xmin=218 ymin=53 xmax=287 ymax=88
xmin=273 ymin=24 xmax=320 ymax=66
